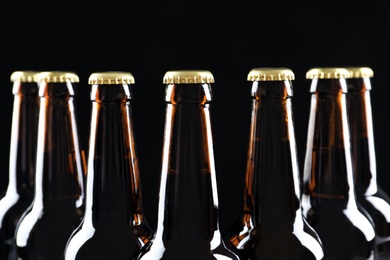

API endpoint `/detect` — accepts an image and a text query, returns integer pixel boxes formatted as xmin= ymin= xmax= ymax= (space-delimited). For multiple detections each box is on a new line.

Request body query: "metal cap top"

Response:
xmin=88 ymin=71 xmax=135 ymax=85
xmin=306 ymin=68 xmax=350 ymax=79
xmin=163 ymin=70 xmax=214 ymax=84
xmin=345 ymin=67 xmax=374 ymax=78
xmin=247 ymin=68 xmax=295 ymax=81
xmin=37 ymin=71 xmax=79 ymax=83
xmin=10 ymin=71 xmax=41 ymax=83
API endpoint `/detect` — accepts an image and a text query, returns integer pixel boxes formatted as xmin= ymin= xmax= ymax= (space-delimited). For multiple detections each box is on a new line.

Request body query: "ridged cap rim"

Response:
xmin=345 ymin=67 xmax=374 ymax=78
xmin=163 ymin=70 xmax=214 ymax=84
xmin=10 ymin=71 xmax=41 ymax=83
xmin=247 ymin=68 xmax=295 ymax=81
xmin=88 ymin=71 xmax=135 ymax=85
xmin=37 ymin=71 xmax=79 ymax=83
xmin=306 ymin=68 xmax=350 ymax=79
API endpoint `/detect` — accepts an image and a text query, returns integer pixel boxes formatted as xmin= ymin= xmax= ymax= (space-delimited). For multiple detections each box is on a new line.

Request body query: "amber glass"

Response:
xmin=301 ymin=68 xmax=376 ymax=259
xmin=14 ymin=71 xmax=86 ymax=260
xmin=138 ymin=70 xmax=242 ymax=260
xmin=226 ymin=68 xmax=324 ymax=260
xmin=64 ymin=72 xmax=153 ymax=260
xmin=0 ymin=71 xmax=40 ymax=260
xmin=346 ymin=67 xmax=390 ymax=259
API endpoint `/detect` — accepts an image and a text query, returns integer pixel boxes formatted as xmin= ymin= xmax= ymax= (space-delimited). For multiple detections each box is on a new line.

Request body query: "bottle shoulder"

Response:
xmin=0 ymin=193 xmax=33 ymax=227
xmin=138 ymin=233 xmax=243 ymax=260
xmin=227 ymin=212 xmax=324 ymax=259
xmin=64 ymin=222 xmax=145 ymax=260
xmin=15 ymin=198 xmax=84 ymax=242
xmin=302 ymin=198 xmax=375 ymax=242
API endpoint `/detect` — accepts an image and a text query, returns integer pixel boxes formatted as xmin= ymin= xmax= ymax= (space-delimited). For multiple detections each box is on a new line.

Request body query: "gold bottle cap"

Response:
xmin=37 ymin=71 xmax=79 ymax=83
xmin=345 ymin=67 xmax=374 ymax=78
xmin=88 ymin=71 xmax=135 ymax=85
xmin=306 ymin=68 xmax=350 ymax=79
xmin=163 ymin=70 xmax=214 ymax=84
xmin=10 ymin=71 xmax=41 ymax=83
xmin=247 ymin=68 xmax=295 ymax=81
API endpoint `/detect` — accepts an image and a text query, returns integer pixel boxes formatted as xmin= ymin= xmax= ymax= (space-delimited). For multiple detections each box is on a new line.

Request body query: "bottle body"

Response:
xmin=301 ymin=68 xmax=376 ymax=260
xmin=0 ymin=71 xmax=40 ymax=260
xmin=15 ymin=72 xmax=85 ymax=259
xmin=346 ymin=67 xmax=390 ymax=259
xmin=227 ymin=68 xmax=324 ymax=260
xmin=138 ymin=70 xmax=242 ymax=260
xmin=64 ymin=72 xmax=152 ymax=260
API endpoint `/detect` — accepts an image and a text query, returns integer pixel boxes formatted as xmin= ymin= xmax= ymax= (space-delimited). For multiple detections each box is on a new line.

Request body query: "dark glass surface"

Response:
xmin=64 ymin=82 xmax=152 ymax=260
xmin=15 ymin=80 xmax=85 ymax=260
xmin=302 ymin=78 xmax=376 ymax=260
xmin=16 ymin=199 xmax=84 ymax=259
xmin=0 ymin=81 xmax=39 ymax=260
xmin=347 ymin=77 xmax=390 ymax=259
xmin=227 ymin=80 xmax=324 ymax=260
xmin=138 ymin=82 xmax=242 ymax=260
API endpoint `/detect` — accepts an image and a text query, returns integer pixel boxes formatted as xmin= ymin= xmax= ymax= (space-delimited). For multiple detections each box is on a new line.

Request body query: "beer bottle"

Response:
xmin=226 ymin=68 xmax=324 ymax=259
xmin=15 ymin=71 xmax=86 ymax=259
xmin=138 ymin=70 xmax=242 ymax=260
xmin=345 ymin=66 xmax=390 ymax=259
xmin=0 ymin=71 xmax=40 ymax=260
xmin=64 ymin=71 xmax=153 ymax=260
xmin=301 ymin=67 xmax=376 ymax=259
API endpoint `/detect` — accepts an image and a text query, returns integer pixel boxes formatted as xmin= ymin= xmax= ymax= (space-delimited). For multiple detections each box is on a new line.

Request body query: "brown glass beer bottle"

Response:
xmin=15 ymin=71 xmax=86 ymax=259
xmin=345 ymin=66 xmax=390 ymax=259
xmin=226 ymin=68 xmax=324 ymax=259
xmin=0 ymin=71 xmax=40 ymax=260
xmin=137 ymin=70 xmax=242 ymax=260
xmin=301 ymin=67 xmax=376 ymax=259
xmin=64 ymin=71 xmax=153 ymax=260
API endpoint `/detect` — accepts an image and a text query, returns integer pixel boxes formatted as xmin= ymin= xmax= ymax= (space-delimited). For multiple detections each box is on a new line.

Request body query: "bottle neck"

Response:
xmin=303 ymin=78 xmax=355 ymax=202
xmin=33 ymin=82 xmax=84 ymax=207
xmin=7 ymin=81 xmax=39 ymax=196
xmin=83 ymin=84 xmax=142 ymax=227
xmin=244 ymin=80 xmax=301 ymax=222
xmin=346 ymin=78 xmax=377 ymax=195
xmin=154 ymin=83 xmax=220 ymax=241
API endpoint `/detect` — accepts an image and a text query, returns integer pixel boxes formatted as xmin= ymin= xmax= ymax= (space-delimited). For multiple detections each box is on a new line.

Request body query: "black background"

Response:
xmin=1 ymin=0 xmax=389 ymax=234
